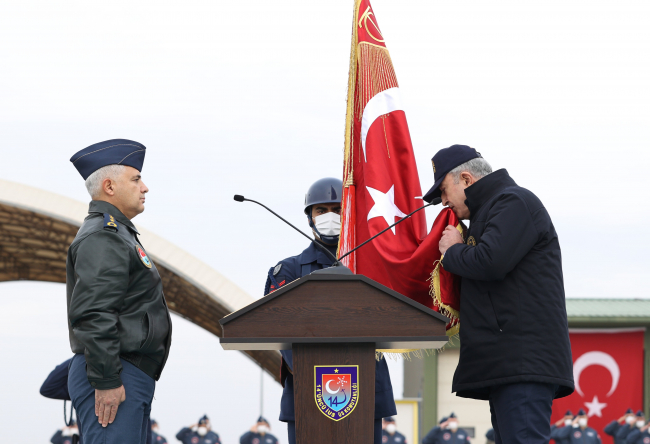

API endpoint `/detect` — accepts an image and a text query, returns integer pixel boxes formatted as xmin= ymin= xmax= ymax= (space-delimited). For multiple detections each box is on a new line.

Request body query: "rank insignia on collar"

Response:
xmin=273 ymin=264 xmax=282 ymax=276
xmin=103 ymin=213 xmax=119 ymax=231
xmin=136 ymin=245 xmax=152 ymax=268
xmin=314 ymin=365 xmax=359 ymax=421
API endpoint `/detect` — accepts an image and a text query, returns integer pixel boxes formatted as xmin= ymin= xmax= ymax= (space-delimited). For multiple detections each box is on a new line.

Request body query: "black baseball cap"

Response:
xmin=422 ymin=145 xmax=482 ymax=204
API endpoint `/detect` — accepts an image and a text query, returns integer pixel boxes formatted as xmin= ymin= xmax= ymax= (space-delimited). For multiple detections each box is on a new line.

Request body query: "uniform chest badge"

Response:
xmin=314 ymin=365 xmax=359 ymax=421
xmin=191 ymin=437 xmax=199 ymax=444
xmin=443 ymin=432 xmax=451 ymax=441
xmin=382 ymin=437 xmax=388 ymax=443
xmin=466 ymin=236 xmax=476 ymax=246
xmin=643 ymin=437 xmax=649 ymax=444
xmin=136 ymin=245 xmax=152 ymax=268
xmin=252 ymin=439 xmax=259 ymax=444
xmin=574 ymin=431 xmax=582 ymax=438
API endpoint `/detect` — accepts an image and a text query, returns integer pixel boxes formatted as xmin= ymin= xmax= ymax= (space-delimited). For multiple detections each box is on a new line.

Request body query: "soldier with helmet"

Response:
xmin=263 ymin=177 xmax=396 ymax=444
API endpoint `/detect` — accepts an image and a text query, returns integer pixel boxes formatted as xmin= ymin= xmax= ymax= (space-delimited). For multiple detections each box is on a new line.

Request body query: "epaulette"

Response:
xmin=103 ymin=213 xmax=119 ymax=231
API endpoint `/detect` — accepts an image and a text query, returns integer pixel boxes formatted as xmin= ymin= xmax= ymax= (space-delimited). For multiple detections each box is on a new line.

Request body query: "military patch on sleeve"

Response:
xmin=103 ymin=213 xmax=119 ymax=231
xmin=136 ymin=245 xmax=153 ymax=268
xmin=273 ymin=264 xmax=282 ymax=276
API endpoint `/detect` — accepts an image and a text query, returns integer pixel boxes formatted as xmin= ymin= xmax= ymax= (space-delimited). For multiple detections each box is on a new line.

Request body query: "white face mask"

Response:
xmin=448 ymin=421 xmax=458 ymax=431
xmin=564 ymin=419 xmax=573 ymax=426
xmin=578 ymin=418 xmax=588 ymax=428
xmin=386 ymin=424 xmax=397 ymax=434
xmin=257 ymin=425 xmax=269 ymax=434
xmin=314 ymin=212 xmax=341 ymax=237
xmin=197 ymin=427 xmax=208 ymax=436
xmin=637 ymin=420 xmax=645 ymax=428
xmin=626 ymin=416 xmax=636 ymax=425
xmin=62 ymin=429 xmax=72 ymax=437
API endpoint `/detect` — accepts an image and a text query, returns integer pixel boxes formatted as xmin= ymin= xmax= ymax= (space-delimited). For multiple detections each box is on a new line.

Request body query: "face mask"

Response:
xmin=578 ymin=418 xmax=588 ymax=428
xmin=637 ymin=420 xmax=645 ymax=428
xmin=314 ymin=212 xmax=341 ymax=237
xmin=564 ymin=419 xmax=573 ymax=426
xmin=62 ymin=429 xmax=72 ymax=437
xmin=257 ymin=425 xmax=269 ymax=434
xmin=386 ymin=424 xmax=397 ymax=434
xmin=197 ymin=427 xmax=208 ymax=436
xmin=626 ymin=416 xmax=636 ymax=425
xmin=448 ymin=422 xmax=458 ymax=431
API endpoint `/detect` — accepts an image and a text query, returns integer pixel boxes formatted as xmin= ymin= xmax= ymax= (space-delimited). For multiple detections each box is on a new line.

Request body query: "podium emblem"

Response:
xmin=314 ymin=365 xmax=359 ymax=421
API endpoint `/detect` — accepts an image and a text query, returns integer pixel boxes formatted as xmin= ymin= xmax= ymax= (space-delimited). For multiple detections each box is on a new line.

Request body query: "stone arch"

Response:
xmin=0 ymin=179 xmax=280 ymax=381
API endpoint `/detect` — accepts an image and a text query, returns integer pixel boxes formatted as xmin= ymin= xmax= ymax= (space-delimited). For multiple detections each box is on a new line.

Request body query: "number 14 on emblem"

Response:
xmin=314 ymin=365 xmax=359 ymax=421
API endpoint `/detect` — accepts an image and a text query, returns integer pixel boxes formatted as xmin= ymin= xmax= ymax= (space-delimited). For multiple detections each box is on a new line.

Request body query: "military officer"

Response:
xmin=554 ymin=410 xmax=601 ymax=444
xmin=51 ymin=419 xmax=80 ymax=444
xmin=151 ymin=420 xmax=168 ymax=444
xmin=240 ymin=416 xmax=278 ymax=444
xmin=605 ymin=408 xmax=634 ymax=444
xmin=625 ymin=420 xmax=650 ymax=444
xmin=614 ymin=411 xmax=645 ymax=444
xmin=422 ymin=413 xmax=471 ymax=444
xmin=551 ymin=410 xmax=575 ymax=444
xmin=66 ymin=139 xmax=172 ymax=444
xmin=176 ymin=416 xmax=221 ymax=444
xmin=264 ymin=177 xmax=396 ymax=444
xmin=382 ymin=417 xmax=407 ymax=444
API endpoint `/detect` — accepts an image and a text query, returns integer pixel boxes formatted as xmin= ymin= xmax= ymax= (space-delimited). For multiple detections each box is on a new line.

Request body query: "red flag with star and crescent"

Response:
xmin=550 ymin=330 xmax=644 ymax=444
xmin=338 ymin=0 xmax=462 ymax=332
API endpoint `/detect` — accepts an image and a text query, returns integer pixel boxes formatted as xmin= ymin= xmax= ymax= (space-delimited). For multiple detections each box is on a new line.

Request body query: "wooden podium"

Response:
xmin=219 ymin=273 xmax=449 ymax=444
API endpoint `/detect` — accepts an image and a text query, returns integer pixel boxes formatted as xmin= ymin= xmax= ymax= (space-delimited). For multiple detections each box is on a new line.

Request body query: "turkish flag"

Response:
xmin=551 ymin=329 xmax=644 ymax=443
xmin=338 ymin=0 xmax=461 ymax=328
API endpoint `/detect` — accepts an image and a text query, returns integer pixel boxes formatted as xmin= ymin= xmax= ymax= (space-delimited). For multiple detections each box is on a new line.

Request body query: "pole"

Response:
xmin=260 ymin=365 xmax=264 ymax=417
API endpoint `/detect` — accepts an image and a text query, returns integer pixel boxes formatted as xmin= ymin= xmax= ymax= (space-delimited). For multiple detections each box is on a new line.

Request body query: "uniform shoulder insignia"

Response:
xmin=273 ymin=264 xmax=282 ymax=276
xmin=103 ymin=213 xmax=119 ymax=231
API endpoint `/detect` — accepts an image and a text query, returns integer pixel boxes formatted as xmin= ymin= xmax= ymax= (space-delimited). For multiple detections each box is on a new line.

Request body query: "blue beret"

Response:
xmin=627 ymin=408 xmax=634 ymax=414
xmin=578 ymin=409 xmax=586 ymax=416
xmin=383 ymin=417 xmax=395 ymax=423
xmin=70 ymin=139 xmax=146 ymax=180
xmin=439 ymin=416 xmax=448 ymax=424
xmin=565 ymin=410 xmax=573 ymax=416
xmin=485 ymin=428 xmax=495 ymax=441
xmin=423 ymin=145 xmax=482 ymax=203
xmin=449 ymin=412 xmax=457 ymax=419
xmin=198 ymin=414 xmax=209 ymax=425
xmin=637 ymin=410 xmax=645 ymax=417
xmin=257 ymin=416 xmax=269 ymax=424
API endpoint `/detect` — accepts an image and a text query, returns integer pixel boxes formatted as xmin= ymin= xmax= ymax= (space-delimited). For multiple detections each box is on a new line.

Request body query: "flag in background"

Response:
xmin=338 ymin=0 xmax=462 ymax=332
xmin=551 ymin=329 xmax=644 ymax=444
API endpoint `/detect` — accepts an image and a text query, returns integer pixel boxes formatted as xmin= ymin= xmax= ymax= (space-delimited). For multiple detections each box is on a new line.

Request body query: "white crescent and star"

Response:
xmin=573 ymin=351 xmax=621 ymax=417
xmin=325 ymin=380 xmax=340 ymax=395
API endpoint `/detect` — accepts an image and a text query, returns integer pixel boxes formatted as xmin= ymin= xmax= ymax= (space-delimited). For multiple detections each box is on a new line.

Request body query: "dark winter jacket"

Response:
xmin=441 ymin=169 xmax=574 ymax=399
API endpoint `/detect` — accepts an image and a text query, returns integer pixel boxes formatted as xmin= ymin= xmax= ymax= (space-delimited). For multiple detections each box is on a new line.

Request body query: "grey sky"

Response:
xmin=1 ymin=0 xmax=648 ymax=441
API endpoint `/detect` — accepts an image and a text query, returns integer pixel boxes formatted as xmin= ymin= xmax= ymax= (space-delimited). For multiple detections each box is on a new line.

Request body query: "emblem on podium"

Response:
xmin=314 ymin=365 xmax=359 ymax=421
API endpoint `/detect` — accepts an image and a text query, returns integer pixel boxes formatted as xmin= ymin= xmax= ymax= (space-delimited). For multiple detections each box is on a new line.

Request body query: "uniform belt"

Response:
xmin=120 ymin=352 xmax=162 ymax=380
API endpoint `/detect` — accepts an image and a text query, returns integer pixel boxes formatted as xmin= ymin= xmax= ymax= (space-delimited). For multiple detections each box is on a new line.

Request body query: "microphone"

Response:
xmin=337 ymin=198 xmax=439 ymax=262
xmin=233 ymin=194 xmax=345 ymax=270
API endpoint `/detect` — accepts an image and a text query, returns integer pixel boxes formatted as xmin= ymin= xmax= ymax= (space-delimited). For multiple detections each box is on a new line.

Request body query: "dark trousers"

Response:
xmin=68 ymin=354 xmax=155 ymax=444
xmin=287 ymin=418 xmax=382 ymax=444
xmin=489 ymin=382 xmax=557 ymax=444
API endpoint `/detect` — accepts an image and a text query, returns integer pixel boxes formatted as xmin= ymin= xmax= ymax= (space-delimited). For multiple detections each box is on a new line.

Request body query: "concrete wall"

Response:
xmin=437 ymin=349 xmax=492 ymax=442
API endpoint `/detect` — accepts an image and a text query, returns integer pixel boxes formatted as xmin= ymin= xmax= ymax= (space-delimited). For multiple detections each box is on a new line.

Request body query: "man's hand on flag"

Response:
xmin=439 ymin=225 xmax=463 ymax=254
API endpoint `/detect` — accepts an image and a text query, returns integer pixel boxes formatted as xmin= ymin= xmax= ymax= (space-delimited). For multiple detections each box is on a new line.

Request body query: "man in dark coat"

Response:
xmin=264 ymin=177 xmax=396 ymax=444
xmin=605 ymin=408 xmax=635 ymax=444
xmin=616 ymin=411 xmax=646 ymax=444
xmin=423 ymin=145 xmax=574 ymax=444
xmin=625 ymin=420 xmax=650 ymax=444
